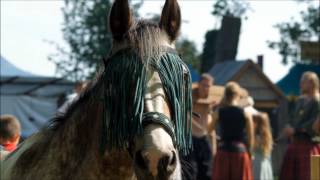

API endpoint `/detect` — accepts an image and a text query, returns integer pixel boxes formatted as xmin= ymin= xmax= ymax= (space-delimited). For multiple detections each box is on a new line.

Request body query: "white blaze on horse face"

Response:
xmin=142 ymin=124 xmax=175 ymax=176
xmin=142 ymin=71 xmax=175 ymax=176
xmin=145 ymin=71 xmax=171 ymax=116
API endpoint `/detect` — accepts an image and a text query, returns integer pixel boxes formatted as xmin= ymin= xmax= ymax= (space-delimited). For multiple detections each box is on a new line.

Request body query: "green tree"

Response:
xmin=212 ymin=0 xmax=250 ymax=19
xmin=268 ymin=2 xmax=319 ymax=65
xmin=49 ymin=0 xmax=143 ymax=81
xmin=176 ymin=38 xmax=201 ymax=72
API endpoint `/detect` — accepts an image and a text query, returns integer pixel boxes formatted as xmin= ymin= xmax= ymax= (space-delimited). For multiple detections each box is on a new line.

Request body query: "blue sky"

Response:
xmin=1 ymin=0 xmax=313 ymax=82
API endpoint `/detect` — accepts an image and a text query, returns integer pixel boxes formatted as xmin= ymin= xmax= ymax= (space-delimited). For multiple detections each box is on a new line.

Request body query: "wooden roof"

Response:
xmin=207 ymin=60 xmax=286 ymax=104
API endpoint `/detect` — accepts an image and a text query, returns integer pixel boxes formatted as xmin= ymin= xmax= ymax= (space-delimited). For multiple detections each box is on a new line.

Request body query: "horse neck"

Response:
xmin=50 ymin=79 xmax=135 ymax=178
xmin=58 ymin=89 xmax=103 ymax=151
xmin=9 ymin=75 xmax=137 ymax=179
xmin=9 ymin=80 xmax=107 ymax=179
xmin=47 ymin=80 xmax=105 ymax=171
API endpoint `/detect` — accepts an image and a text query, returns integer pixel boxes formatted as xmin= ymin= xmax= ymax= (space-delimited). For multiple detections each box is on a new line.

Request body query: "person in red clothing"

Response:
xmin=208 ymin=82 xmax=254 ymax=180
xmin=0 ymin=115 xmax=21 ymax=160
xmin=280 ymin=71 xmax=320 ymax=180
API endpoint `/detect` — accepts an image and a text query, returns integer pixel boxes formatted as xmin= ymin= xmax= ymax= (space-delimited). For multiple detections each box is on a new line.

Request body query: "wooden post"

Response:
xmin=311 ymin=155 xmax=320 ymax=180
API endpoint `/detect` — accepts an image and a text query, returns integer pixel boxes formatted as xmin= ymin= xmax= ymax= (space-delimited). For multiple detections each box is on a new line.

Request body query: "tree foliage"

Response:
xmin=268 ymin=2 xmax=319 ymax=65
xmin=49 ymin=0 xmax=143 ymax=81
xmin=212 ymin=0 xmax=250 ymax=19
xmin=176 ymin=38 xmax=201 ymax=72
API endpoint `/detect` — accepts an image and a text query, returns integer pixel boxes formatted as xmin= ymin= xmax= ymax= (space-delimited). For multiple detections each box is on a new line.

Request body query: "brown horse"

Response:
xmin=1 ymin=0 xmax=193 ymax=179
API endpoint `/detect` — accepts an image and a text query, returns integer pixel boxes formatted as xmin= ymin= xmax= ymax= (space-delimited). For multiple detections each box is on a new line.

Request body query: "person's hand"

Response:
xmin=283 ymin=127 xmax=295 ymax=138
xmin=312 ymin=119 xmax=320 ymax=134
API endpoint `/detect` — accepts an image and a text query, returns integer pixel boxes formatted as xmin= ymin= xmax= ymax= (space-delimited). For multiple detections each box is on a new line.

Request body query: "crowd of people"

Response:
xmin=1 ymin=72 xmax=319 ymax=180
xmin=184 ymin=71 xmax=320 ymax=180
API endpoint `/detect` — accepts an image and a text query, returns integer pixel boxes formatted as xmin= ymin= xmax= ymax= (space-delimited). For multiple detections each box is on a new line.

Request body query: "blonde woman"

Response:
xmin=280 ymin=71 xmax=320 ymax=180
xmin=208 ymin=82 xmax=254 ymax=180
xmin=252 ymin=112 xmax=274 ymax=180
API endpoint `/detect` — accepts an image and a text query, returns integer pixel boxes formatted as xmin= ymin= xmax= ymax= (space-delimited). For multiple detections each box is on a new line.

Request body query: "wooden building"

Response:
xmin=208 ymin=60 xmax=286 ymax=108
xmin=207 ymin=60 xmax=289 ymax=136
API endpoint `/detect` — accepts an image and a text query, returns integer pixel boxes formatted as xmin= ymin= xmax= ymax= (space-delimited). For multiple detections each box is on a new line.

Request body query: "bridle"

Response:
xmin=142 ymin=112 xmax=176 ymax=145
xmin=142 ymin=112 xmax=202 ymax=148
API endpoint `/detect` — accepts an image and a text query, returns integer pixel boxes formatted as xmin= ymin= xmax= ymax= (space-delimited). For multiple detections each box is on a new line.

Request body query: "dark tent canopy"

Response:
xmin=1 ymin=56 xmax=74 ymax=137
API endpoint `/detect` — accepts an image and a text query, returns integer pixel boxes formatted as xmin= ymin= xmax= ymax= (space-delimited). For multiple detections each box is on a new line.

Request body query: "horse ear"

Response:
xmin=159 ymin=0 xmax=181 ymax=42
xmin=109 ymin=0 xmax=132 ymax=40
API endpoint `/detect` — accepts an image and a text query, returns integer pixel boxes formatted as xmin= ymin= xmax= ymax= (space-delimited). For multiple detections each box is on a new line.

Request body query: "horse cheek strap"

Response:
xmin=142 ymin=112 xmax=177 ymax=146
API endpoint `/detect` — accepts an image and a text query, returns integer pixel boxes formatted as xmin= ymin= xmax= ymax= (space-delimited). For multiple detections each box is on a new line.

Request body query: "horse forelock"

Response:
xmin=112 ymin=19 xmax=171 ymax=64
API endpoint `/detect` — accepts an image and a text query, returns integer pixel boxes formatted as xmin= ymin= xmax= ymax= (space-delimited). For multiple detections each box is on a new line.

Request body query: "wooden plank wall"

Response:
xmin=311 ymin=155 xmax=320 ymax=180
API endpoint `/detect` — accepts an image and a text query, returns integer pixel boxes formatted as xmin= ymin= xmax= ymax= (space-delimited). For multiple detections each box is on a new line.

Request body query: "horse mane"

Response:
xmin=48 ymin=70 xmax=104 ymax=131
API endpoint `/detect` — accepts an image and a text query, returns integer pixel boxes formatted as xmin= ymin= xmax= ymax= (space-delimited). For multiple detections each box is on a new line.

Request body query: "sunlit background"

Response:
xmin=2 ymin=0 xmax=317 ymax=82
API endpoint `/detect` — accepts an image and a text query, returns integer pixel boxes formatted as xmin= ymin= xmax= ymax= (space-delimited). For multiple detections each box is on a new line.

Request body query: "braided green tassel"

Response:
xmin=101 ymin=49 xmax=192 ymax=155
xmin=150 ymin=53 xmax=193 ymax=154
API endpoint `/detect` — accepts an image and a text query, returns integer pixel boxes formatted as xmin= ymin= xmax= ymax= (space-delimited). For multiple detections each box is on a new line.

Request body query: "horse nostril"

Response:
xmin=135 ymin=150 xmax=148 ymax=169
xmin=169 ymin=151 xmax=176 ymax=166
xmin=159 ymin=151 xmax=177 ymax=173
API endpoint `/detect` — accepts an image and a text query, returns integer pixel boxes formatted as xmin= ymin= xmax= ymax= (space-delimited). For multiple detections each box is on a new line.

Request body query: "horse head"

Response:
xmin=105 ymin=0 xmax=192 ymax=179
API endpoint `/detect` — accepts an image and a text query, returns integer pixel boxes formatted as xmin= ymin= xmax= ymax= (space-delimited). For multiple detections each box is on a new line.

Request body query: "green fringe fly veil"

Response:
xmin=101 ymin=48 xmax=192 ymax=155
